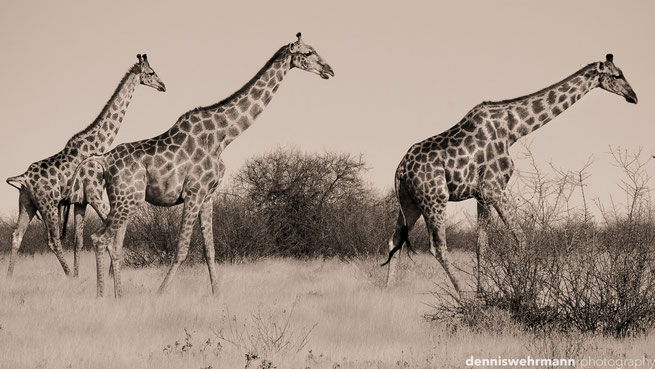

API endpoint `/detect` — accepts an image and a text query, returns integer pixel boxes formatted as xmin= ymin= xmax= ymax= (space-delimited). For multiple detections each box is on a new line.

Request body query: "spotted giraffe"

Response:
xmin=6 ymin=54 xmax=165 ymax=278
xmin=383 ymin=54 xmax=638 ymax=296
xmin=67 ymin=33 xmax=334 ymax=297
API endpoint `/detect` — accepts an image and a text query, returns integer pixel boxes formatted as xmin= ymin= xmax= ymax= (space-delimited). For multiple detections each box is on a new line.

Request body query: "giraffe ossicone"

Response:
xmin=384 ymin=54 xmax=638 ymax=297
xmin=5 ymin=53 xmax=165 ymax=278
xmin=68 ymin=33 xmax=334 ymax=298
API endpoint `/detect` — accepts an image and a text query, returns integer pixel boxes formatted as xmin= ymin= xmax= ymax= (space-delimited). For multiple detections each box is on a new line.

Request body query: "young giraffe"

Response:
xmin=383 ymin=54 xmax=638 ymax=296
xmin=68 ymin=33 xmax=334 ymax=298
xmin=6 ymin=54 xmax=166 ymax=278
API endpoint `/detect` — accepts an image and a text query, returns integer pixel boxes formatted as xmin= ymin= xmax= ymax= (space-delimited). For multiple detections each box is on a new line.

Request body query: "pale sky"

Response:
xmin=0 ymin=0 xmax=653 ymax=219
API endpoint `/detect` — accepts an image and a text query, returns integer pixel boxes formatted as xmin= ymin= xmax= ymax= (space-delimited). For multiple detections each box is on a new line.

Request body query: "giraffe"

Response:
xmin=67 ymin=33 xmax=334 ymax=298
xmin=383 ymin=54 xmax=638 ymax=297
xmin=6 ymin=54 xmax=165 ymax=278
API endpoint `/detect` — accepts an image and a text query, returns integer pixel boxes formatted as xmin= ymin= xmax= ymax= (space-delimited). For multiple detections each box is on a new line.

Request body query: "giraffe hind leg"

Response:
xmin=91 ymin=224 xmax=110 ymax=298
xmin=107 ymin=223 xmax=128 ymax=298
xmin=72 ymin=204 xmax=87 ymax=278
xmin=89 ymin=200 xmax=110 ymax=222
xmin=89 ymin=199 xmax=114 ymax=278
xmin=92 ymin=205 xmax=131 ymax=298
xmin=41 ymin=202 xmax=71 ymax=276
xmin=414 ymin=177 xmax=463 ymax=297
xmin=422 ymin=201 xmax=463 ymax=298
xmin=158 ymin=197 xmax=203 ymax=294
xmin=428 ymin=220 xmax=463 ymax=297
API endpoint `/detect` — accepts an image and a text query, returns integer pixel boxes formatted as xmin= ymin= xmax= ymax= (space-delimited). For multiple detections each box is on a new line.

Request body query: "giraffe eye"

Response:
xmin=303 ymin=51 xmax=312 ymax=56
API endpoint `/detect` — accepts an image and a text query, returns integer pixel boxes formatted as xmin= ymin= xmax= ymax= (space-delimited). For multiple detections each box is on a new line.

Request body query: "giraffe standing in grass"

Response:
xmin=6 ymin=54 xmax=166 ymax=278
xmin=68 ymin=33 xmax=334 ymax=297
xmin=383 ymin=54 xmax=638 ymax=296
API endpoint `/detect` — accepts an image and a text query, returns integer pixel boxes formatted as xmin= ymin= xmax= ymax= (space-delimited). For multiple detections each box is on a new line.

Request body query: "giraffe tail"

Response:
xmin=6 ymin=173 xmax=43 ymax=222
xmin=59 ymin=202 xmax=71 ymax=240
xmin=380 ymin=224 xmax=411 ymax=266
xmin=381 ymin=172 xmax=416 ymax=267
xmin=6 ymin=173 xmax=29 ymax=191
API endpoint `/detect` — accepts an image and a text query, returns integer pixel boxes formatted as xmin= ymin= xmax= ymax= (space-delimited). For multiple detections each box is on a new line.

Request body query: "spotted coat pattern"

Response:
xmin=69 ymin=33 xmax=334 ymax=298
xmin=385 ymin=54 xmax=638 ymax=296
xmin=5 ymin=55 xmax=165 ymax=278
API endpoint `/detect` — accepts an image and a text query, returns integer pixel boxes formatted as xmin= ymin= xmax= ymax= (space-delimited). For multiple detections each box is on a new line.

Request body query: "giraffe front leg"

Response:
xmin=490 ymin=192 xmax=525 ymax=247
xmin=476 ymin=201 xmax=491 ymax=294
xmin=73 ymin=204 xmax=87 ymax=278
xmin=199 ymin=198 xmax=219 ymax=295
xmin=7 ymin=190 xmax=36 ymax=277
xmin=158 ymin=198 xmax=203 ymax=294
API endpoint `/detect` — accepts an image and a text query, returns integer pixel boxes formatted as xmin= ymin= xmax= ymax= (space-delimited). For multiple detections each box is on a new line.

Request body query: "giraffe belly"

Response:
xmin=145 ymin=174 xmax=184 ymax=206
xmin=448 ymin=185 xmax=477 ymax=202
xmin=145 ymin=191 xmax=184 ymax=206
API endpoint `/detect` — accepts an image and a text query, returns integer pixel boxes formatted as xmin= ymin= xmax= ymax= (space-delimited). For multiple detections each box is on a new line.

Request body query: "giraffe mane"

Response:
xmin=481 ymin=62 xmax=597 ymax=106
xmin=69 ymin=64 xmax=140 ymax=140
xmin=188 ymin=45 xmax=290 ymax=115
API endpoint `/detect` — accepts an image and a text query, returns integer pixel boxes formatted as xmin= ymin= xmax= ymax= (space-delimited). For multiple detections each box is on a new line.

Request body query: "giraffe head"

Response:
xmin=136 ymin=54 xmax=166 ymax=92
xmin=288 ymin=32 xmax=334 ymax=79
xmin=597 ymin=54 xmax=637 ymax=104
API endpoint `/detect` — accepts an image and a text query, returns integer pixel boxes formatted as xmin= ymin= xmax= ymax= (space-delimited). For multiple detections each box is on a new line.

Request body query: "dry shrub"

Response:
xmin=432 ymin=146 xmax=655 ymax=337
xmin=213 ymin=301 xmax=316 ymax=357
xmin=233 ymin=148 xmax=397 ymax=259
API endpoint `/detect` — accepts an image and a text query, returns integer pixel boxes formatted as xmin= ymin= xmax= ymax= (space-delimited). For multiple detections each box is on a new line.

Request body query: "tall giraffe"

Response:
xmin=383 ymin=54 xmax=638 ymax=296
xmin=6 ymin=54 xmax=166 ymax=278
xmin=67 ymin=33 xmax=334 ymax=298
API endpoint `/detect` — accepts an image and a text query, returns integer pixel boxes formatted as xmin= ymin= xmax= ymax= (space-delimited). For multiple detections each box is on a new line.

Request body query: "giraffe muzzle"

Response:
xmin=319 ymin=64 xmax=335 ymax=79
xmin=625 ymin=92 xmax=638 ymax=104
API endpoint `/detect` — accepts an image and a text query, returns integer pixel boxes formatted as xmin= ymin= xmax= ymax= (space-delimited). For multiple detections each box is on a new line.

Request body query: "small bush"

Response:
xmin=213 ymin=301 xmax=316 ymax=357
xmin=234 ymin=148 xmax=384 ymax=258
xmin=434 ymin=146 xmax=655 ymax=337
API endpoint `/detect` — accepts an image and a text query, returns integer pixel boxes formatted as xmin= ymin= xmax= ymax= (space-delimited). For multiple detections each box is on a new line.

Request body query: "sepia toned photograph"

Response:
xmin=0 ymin=1 xmax=653 ymax=368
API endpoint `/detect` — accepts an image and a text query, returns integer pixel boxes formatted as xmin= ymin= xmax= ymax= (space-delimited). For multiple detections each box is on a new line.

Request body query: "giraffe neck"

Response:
xmin=488 ymin=63 xmax=600 ymax=146
xmin=65 ymin=66 xmax=140 ymax=156
xmin=179 ymin=46 xmax=291 ymax=152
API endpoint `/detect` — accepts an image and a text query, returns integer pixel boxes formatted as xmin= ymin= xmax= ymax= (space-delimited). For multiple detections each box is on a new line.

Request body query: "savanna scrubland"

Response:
xmin=1 ymin=147 xmax=654 ymax=368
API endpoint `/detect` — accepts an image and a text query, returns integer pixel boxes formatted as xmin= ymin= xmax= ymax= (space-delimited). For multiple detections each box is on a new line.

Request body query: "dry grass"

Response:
xmin=0 ymin=251 xmax=653 ymax=369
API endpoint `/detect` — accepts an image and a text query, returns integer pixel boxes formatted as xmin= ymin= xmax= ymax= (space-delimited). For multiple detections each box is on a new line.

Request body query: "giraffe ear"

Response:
xmin=606 ymin=53 xmax=614 ymax=63
xmin=288 ymin=42 xmax=297 ymax=53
